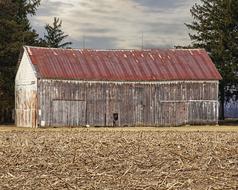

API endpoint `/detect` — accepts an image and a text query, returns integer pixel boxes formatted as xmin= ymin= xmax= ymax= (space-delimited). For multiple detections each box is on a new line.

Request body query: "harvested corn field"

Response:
xmin=0 ymin=126 xmax=237 ymax=190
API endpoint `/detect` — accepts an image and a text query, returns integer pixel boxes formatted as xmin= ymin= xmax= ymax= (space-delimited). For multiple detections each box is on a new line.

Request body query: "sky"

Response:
xmin=30 ymin=0 xmax=199 ymax=49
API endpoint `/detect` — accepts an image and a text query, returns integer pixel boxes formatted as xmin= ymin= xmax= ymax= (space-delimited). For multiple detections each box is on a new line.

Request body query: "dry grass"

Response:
xmin=1 ymin=125 xmax=238 ymax=132
xmin=0 ymin=126 xmax=237 ymax=189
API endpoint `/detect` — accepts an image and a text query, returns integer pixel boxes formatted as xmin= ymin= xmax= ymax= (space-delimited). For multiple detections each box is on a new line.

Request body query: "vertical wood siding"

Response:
xmin=15 ymin=85 xmax=37 ymax=127
xmin=37 ymin=80 xmax=219 ymax=127
xmin=15 ymin=51 xmax=38 ymax=128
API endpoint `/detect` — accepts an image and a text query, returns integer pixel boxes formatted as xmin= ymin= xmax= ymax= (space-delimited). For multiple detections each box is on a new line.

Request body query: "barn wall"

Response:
xmin=37 ymin=80 xmax=219 ymax=127
xmin=15 ymin=51 xmax=37 ymax=127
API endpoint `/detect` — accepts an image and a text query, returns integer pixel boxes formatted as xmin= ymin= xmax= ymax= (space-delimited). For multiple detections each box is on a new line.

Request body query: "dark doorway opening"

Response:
xmin=113 ymin=113 xmax=118 ymax=126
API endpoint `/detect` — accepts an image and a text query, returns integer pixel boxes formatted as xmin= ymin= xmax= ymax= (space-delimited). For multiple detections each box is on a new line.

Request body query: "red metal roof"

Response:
xmin=25 ymin=46 xmax=222 ymax=81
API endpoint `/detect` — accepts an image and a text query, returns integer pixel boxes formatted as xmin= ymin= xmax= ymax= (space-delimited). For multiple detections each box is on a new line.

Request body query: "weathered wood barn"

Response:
xmin=15 ymin=46 xmax=222 ymax=128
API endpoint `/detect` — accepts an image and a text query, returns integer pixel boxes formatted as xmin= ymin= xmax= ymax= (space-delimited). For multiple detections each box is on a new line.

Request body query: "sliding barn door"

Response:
xmin=51 ymin=100 xmax=86 ymax=127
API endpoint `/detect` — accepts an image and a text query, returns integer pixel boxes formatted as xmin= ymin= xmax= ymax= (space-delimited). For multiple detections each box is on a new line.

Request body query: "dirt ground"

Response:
xmin=0 ymin=126 xmax=237 ymax=190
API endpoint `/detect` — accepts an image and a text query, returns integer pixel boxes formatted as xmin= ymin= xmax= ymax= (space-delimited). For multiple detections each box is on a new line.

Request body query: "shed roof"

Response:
xmin=25 ymin=46 xmax=222 ymax=81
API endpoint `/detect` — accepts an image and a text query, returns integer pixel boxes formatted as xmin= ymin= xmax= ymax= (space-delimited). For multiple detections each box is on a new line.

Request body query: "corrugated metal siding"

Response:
xmin=38 ymin=80 xmax=219 ymax=127
xmin=26 ymin=46 xmax=222 ymax=81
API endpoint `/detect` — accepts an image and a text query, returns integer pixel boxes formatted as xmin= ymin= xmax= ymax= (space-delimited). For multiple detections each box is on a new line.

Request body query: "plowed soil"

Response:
xmin=0 ymin=126 xmax=237 ymax=190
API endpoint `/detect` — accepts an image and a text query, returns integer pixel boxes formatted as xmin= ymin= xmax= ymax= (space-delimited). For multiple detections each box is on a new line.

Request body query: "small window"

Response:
xmin=113 ymin=113 xmax=118 ymax=121
xmin=113 ymin=113 xmax=119 ymax=127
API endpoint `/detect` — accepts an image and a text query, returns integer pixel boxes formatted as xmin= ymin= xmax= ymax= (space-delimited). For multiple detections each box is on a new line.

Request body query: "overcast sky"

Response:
xmin=30 ymin=0 xmax=199 ymax=49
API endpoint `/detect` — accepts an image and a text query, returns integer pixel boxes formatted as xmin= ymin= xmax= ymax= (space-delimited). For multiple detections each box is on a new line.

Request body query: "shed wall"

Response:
xmin=15 ymin=52 xmax=37 ymax=84
xmin=15 ymin=85 xmax=37 ymax=127
xmin=38 ymin=80 xmax=219 ymax=127
xmin=15 ymin=52 xmax=37 ymax=127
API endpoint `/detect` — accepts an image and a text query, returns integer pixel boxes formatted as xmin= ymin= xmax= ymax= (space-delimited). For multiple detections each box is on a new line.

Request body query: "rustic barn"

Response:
xmin=15 ymin=46 xmax=222 ymax=128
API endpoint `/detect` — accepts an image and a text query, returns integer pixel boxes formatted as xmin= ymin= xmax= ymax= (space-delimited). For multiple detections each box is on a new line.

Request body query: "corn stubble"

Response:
xmin=0 ymin=130 xmax=237 ymax=189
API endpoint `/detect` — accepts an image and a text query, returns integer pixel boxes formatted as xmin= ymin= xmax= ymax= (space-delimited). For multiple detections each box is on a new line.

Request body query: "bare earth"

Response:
xmin=0 ymin=126 xmax=237 ymax=190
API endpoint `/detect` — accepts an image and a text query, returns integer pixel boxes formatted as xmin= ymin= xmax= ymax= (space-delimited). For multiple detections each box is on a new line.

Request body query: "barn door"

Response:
xmin=160 ymin=102 xmax=188 ymax=126
xmin=188 ymin=101 xmax=218 ymax=124
xmin=52 ymin=100 xmax=86 ymax=127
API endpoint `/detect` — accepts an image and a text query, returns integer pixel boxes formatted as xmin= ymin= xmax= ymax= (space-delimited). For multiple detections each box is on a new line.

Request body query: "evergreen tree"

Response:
xmin=186 ymin=0 xmax=238 ymax=119
xmin=0 ymin=0 xmax=40 ymax=109
xmin=43 ymin=17 xmax=72 ymax=48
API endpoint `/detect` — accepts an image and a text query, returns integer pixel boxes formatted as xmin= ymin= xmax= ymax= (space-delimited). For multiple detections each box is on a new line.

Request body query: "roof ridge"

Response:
xmin=25 ymin=46 xmax=204 ymax=52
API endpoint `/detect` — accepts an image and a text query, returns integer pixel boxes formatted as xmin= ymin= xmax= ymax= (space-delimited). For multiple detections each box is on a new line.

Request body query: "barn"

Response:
xmin=15 ymin=46 xmax=222 ymax=128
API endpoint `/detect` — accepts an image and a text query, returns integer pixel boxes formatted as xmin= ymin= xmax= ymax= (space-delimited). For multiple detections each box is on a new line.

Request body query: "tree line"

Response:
xmin=0 ymin=0 xmax=237 ymax=121
xmin=0 ymin=0 xmax=71 ymax=113
xmin=186 ymin=0 xmax=238 ymax=119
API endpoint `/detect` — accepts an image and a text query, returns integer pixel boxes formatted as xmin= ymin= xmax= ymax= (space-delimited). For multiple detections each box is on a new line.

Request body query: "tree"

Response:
xmin=186 ymin=0 xmax=238 ymax=119
xmin=0 ymin=0 xmax=40 ymax=109
xmin=43 ymin=17 xmax=72 ymax=48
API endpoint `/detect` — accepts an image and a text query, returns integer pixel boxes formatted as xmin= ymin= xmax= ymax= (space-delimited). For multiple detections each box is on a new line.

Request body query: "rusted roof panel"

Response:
xmin=26 ymin=46 xmax=222 ymax=81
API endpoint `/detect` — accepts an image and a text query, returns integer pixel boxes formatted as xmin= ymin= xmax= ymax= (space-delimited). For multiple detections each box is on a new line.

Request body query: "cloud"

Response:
xmin=37 ymin=1 xmax=73 ymax=16
xmin=72 ymin=36 xmax=119 ymax=49
xmin=30 ymin=0 xmax=199 ymax=49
